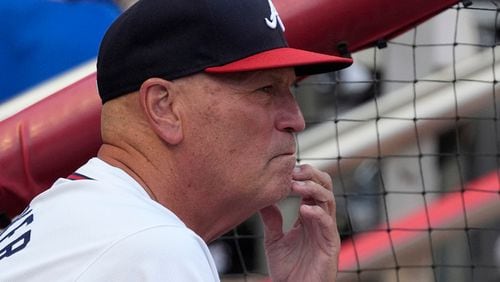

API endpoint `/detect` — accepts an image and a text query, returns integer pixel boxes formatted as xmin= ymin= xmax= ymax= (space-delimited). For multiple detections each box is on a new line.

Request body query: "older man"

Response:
xmin=0 ymin=0 xmax=352 ymax=281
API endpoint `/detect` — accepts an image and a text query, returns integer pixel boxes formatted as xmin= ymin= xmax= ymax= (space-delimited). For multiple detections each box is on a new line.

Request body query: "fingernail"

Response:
xmin=294 ymin=180 xmax=306 ymax=186
xmin=302 ymin=204 xmax=312 ymax=210
xmin=294 ymin=166 xmax=301 ymax=173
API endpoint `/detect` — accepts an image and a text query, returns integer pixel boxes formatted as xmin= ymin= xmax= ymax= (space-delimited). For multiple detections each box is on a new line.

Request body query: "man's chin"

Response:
xmin=270 ymin=177 xmax=294 ymax=203
xmin=260 ymin=157 xmax=295 ymax=203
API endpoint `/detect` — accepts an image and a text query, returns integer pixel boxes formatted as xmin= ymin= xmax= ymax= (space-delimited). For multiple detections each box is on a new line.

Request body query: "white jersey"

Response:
xmin=0 ymin=158 xmax=219 ymax=281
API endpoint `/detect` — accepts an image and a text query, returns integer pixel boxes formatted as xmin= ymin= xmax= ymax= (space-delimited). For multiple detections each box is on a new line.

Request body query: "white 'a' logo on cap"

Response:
xmin=265 ymin=0 xmax=285 ymax=32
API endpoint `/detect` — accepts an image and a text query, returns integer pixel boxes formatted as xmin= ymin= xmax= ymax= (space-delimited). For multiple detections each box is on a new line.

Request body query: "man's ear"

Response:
xmin=139 ymin=78 xmax=183 ymax=145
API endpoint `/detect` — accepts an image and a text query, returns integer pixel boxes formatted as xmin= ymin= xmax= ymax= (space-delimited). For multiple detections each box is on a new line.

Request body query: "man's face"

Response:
xmin=176 ymin=68 xmax=305 ymax=219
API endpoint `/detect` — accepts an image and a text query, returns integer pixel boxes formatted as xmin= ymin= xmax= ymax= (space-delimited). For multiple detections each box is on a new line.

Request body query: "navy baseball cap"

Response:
xmin=97 ymin=0 xmax=353 ymax=103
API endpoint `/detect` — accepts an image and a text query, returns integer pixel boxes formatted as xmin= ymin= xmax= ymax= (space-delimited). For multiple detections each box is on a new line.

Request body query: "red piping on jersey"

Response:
xmin=67 ymin=173 xmax=93 ymax=181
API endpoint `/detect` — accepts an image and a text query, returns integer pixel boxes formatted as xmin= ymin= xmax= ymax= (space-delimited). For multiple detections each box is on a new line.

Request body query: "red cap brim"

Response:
xmin=205 ymin=47 xmax=353 ymax=76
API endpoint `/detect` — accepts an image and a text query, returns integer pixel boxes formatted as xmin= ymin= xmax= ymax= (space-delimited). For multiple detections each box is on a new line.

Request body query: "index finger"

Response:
xmin=292 ymin=164 xmax=333 ymax=191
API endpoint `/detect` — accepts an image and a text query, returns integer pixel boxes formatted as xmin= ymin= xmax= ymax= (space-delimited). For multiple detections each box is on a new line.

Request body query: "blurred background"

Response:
xmin=216 ymin=1 xmax=500 ymax=281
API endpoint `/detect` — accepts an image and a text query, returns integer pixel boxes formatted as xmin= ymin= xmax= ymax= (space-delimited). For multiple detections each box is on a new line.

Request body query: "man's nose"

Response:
xmin=275 ymin=93 xmax=306 ymax=133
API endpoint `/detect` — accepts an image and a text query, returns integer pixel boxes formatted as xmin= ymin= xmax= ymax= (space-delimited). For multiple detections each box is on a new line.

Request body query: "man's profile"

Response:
xmin=0 ymin=0 xmax=352 ymax=281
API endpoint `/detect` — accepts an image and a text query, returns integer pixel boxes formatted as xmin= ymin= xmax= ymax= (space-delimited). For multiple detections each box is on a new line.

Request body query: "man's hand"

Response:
xmin=260 ymin=164 xmax=340 ymax=282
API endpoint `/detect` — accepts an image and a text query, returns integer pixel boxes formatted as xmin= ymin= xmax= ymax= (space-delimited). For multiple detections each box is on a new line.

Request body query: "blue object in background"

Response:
xmin=0 ymin=0 xmax=120 ymax=103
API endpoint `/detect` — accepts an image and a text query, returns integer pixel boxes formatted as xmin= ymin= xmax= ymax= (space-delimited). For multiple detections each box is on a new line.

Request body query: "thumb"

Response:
xmin=259 ymin=205 xmax=284 ymax=243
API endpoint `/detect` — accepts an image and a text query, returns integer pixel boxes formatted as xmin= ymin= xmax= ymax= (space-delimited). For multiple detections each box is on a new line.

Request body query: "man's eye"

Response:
xmin=259 ymin=85 xmax=274 ymax=94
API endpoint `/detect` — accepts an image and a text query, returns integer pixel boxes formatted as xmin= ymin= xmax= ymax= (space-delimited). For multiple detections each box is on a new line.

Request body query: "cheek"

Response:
xmin=189 ymin=107 xmax=263 ymax=168
xmin=218 ymin=108 xmax=274 ymax=154
xmin=193 ymin=101 xmax=278 ymax=171
xmin=201 ymin=113 xmax=293 ymax=206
